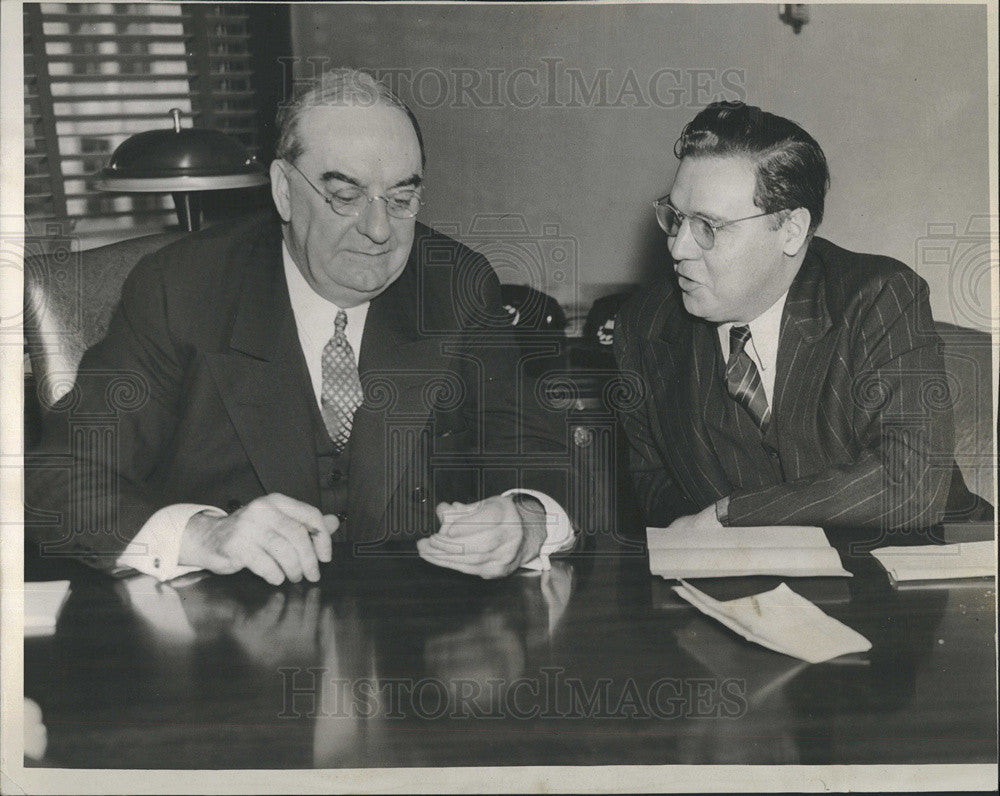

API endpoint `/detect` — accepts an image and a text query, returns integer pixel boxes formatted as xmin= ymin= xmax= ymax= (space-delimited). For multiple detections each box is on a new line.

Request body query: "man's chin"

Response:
xmin=347 ymin=264 xmax=406 ymax=296
xmin=680 ymin=289 xmax=714 ymax=321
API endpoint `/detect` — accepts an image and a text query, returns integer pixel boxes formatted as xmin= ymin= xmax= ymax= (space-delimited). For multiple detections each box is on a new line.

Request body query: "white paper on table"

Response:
xmin=24 ymin=580 xmax=71 ymax=637
xmin=652 ymin=576 xmax=851 ymax=611
xmin=870 ymin=541 xmax=995 ymax=582
xmin=647 ymin=525 xmax=851 ymax=578
xmin=672 ymin=580 xmax=872 ymax=664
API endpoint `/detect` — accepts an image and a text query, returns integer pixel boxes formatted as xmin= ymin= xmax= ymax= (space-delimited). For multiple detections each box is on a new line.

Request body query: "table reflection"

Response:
xmin=23 ymin=540 xmax=995 ymax=768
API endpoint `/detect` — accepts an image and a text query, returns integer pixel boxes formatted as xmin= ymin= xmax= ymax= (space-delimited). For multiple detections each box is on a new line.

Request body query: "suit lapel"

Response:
xmin=347 ymin=251 xmax=445 ymax=534
xmin=646 ymin=300 xmax=731 ymax=507
xmin=772 ymin=242 xmax=835 ymax=452
xmin=204 ymin=226 xmax=321 ymax=507
xmin=686 ymin=320 xmax=737 ymax=503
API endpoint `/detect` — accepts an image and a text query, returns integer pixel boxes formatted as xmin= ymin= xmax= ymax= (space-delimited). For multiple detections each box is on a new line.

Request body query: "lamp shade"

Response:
xmin=95 ymin=109 xmax=268 ymax=192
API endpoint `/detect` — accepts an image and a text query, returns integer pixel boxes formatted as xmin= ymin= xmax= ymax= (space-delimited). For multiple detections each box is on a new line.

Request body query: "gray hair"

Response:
xmin=275 ymin=68 xmax=425 ymax=167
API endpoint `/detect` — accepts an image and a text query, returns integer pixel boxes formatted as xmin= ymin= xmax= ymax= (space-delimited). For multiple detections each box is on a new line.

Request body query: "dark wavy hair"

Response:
xmin=674 ymin=102 xmax=829 ymax=234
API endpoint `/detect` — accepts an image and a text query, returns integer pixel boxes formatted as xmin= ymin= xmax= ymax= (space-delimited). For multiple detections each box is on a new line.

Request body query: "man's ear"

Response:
xmin=781 ymin=207 xmax=811 ymax=257
xmin=270 ymin=160 xmax=292 ymax=223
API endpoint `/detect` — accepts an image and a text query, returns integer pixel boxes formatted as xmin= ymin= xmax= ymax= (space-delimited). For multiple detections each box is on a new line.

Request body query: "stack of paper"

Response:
xmin=672 ymin=580 xmax=871 ymax=664
xmin=24 ymin=580 xmax=71 ymax=637
xmin=647 ymin=526 xmax=851 ymax=579
xmin=871 ymin=541 xmax=994 ymax=583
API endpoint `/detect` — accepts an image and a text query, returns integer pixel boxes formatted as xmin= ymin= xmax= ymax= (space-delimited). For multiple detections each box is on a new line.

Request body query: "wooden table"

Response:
xmin=24 ymin=532 xmax=997 ymax=769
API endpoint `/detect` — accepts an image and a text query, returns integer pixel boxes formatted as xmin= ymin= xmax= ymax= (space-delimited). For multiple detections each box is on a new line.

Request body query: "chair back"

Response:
xmin=935 ymin=321 xmax=995 ymax=504
xmin=500 ymin=283 xmax=567 ymax=334
xmin=24 ymin=231 xmax=185 ymax=405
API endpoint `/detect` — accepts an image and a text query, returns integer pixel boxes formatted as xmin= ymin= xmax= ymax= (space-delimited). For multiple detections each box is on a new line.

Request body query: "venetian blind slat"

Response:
xmin=24 ymin=2 xmax=260 ymax=234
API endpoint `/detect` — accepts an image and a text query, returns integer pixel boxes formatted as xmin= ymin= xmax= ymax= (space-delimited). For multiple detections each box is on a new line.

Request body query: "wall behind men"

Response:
xmin=290 ymin=3 xmax=992 ymax=331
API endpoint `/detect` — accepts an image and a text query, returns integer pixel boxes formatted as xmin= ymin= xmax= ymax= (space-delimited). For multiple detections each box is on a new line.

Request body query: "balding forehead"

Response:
xmin=298 ymin=102 xmax=422 ymax=165
xmin=301 ymin=103 xmax=418 ymax=150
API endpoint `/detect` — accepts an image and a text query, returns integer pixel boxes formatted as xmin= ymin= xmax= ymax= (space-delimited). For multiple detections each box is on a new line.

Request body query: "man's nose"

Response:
xmin=355 ymin=196 xmax=392 ymax=244
xmin=668 ymin=218 xmax=702 ymax=262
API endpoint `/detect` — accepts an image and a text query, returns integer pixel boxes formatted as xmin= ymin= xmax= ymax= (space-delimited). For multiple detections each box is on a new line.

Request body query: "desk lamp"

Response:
xmin=95 ymin=108 xmax=268 ymax=231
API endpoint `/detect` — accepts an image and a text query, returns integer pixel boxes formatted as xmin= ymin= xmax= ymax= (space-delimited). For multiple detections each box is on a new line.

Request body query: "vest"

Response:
xmin=306 ymin=393 xmax=353 ymax=536
xmin=705 ymin=347 xmax=785 ymax=492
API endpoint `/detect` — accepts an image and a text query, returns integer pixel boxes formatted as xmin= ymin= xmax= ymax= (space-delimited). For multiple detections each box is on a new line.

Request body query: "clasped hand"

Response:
xmin=179 ymin=492 xmax=547 ymax=584
xmin=417 ymin=495 xmax=548 ymax=579
xmin=179 ymin=493 xmax=338 ymax=585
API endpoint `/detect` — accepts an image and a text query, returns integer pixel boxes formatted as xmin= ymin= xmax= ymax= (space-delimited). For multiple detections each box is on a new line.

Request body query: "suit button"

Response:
xmin=226 ymin=499 xmax=243 ymax=513
xmin=412 ymin=487 xmax=427 ymax=504
xmin=327 ymin=470 xmax=343 ymax=487
xmin=337 ymin=512 xmax=348 ymax=522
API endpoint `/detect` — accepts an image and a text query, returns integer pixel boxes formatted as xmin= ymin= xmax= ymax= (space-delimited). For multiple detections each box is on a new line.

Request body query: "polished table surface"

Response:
xmin=24 ymin=530 xmax=997 ymax=768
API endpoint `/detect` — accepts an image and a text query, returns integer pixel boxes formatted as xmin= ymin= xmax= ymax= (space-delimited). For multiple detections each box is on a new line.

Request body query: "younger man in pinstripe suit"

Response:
xmin=615 ymin=102 xmax=983 ymax=537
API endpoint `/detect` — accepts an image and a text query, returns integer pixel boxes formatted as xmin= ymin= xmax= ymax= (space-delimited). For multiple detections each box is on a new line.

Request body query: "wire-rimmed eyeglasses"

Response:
xmin=285 ymin=159 xmax=425 ymax=219
xmin=653 ymin=195 xmax=783 ymax=250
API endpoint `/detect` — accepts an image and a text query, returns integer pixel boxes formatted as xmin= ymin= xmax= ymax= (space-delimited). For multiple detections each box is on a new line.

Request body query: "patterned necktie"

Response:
xmin=321 ymin=310 xmax=364 ymax=454
xmin=725 ymin=325 xmax=771 ymax=431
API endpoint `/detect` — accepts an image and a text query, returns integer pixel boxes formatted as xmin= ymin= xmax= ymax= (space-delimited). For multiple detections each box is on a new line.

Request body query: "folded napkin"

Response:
xmin=647 ymin=525 xmax=851 ymax=578
xmin=871 ymin=541 xmax=994 ymax=582
xmin=672 ymin=580 xmax=872 ymax=664
xmin=24 ymin=580 xmax=71 ymax=637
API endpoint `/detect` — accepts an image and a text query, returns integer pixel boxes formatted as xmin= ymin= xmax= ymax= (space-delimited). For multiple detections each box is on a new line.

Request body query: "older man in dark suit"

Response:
xmin=614 ymin=101 xmax=981 ymax=536
xmin=27 ymin=69 xmax=576 ymax=583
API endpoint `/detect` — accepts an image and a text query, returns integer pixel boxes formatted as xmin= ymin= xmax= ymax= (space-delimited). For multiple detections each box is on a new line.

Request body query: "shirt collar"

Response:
xmin=719 ymin=291 xmax=788 ymax=373
xmin=282 ymin=241 xmax=369 ymax=344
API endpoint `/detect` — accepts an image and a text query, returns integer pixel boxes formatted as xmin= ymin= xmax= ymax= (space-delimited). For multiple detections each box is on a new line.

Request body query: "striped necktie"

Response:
xmin=321 ymin=310 xmax=364 ymax=454
xmin=725 ymin=324 xmax=771 ymax=431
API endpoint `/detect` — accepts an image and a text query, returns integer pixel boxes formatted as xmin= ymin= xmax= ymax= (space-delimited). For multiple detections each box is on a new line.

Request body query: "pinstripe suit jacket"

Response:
xmin=614 ymin=236 xmax=955 ymax=531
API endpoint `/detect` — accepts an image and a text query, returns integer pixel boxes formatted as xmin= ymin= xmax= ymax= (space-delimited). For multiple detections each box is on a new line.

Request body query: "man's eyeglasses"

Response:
xmin=652 ymin=196 xmax=782 ymax=250
xmin=285 ymin=159 xmax=425 ymax=219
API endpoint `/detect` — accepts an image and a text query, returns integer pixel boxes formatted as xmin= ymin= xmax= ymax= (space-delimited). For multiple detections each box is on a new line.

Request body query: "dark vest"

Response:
xmin=705 ymin=345 xmax=784 ymax=492
xmin=305 ymin=394 xmax=353 ymax=534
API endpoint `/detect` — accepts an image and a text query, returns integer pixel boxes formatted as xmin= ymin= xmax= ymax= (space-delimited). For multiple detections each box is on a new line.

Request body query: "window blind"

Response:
xmin=24 ymin=2 xmax=260 ymax=236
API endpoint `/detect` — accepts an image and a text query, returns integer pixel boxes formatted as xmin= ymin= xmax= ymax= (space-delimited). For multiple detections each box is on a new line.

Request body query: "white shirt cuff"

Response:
xmin=115 ymin=504 xmax=225 ymax=582
xmin=502 ymin=488 xmax=576 ymax=571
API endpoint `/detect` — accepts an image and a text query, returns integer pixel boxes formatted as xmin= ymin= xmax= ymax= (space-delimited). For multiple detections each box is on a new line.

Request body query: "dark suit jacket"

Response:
xmin=26 ymin=214 xmax=577 ymax=571
xmin=613 ymin=236 xmax=959 ymax=532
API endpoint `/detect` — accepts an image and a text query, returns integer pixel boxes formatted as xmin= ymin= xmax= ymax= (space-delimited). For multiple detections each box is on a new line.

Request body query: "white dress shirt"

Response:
xmin=116 ymin=243 xmax=573 ymax=580
xmin=283 ymin=252 xmax=369 ymax=407
xmin=716 ymin=291 xmax=788 ymax=407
